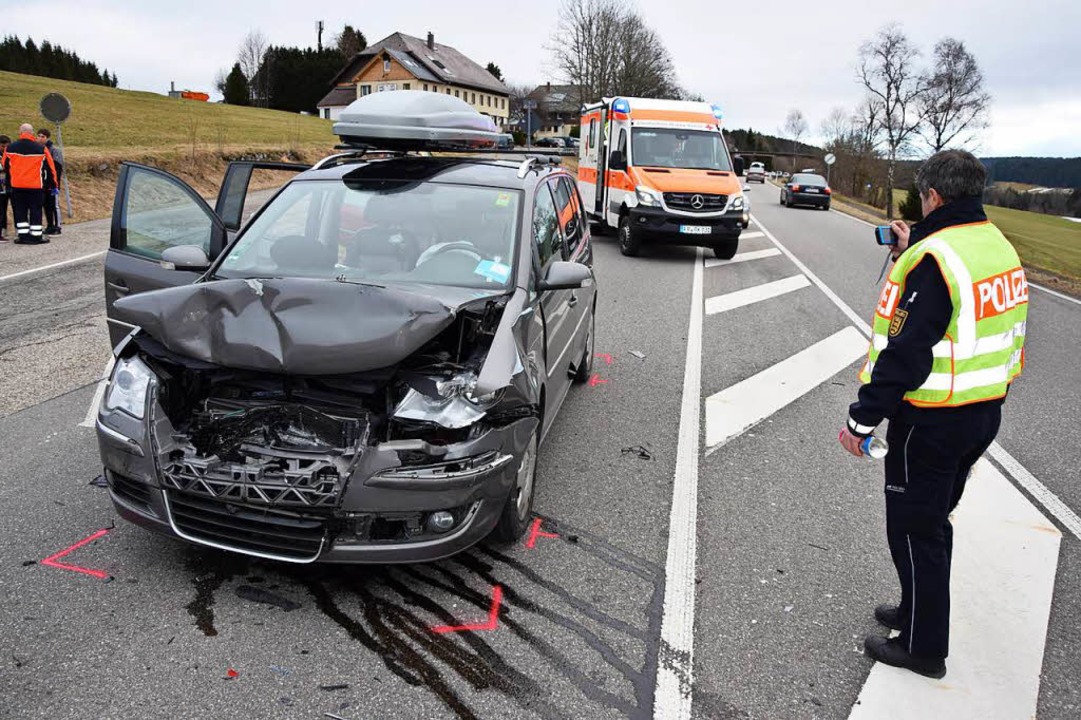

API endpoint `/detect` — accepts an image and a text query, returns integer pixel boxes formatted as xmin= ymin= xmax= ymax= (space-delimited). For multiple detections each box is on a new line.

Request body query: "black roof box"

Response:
xmin=333 ymin=91 xmax=501 ymax=151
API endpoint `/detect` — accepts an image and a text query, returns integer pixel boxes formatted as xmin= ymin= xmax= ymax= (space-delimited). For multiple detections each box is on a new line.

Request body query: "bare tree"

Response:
xmin=213 ymin=68 xmax=228 ymax=97
xmin=783 ymin=109 xmax=808 ymax=157
xmin=238 ymin=30 xmax=269 ymax=106
xmin=858 ymin=24 xmax=928 ymax=218
xmin=551 ymin=0 xmax=681 ymax=103
xmin=918 ymin=38 xmax=990 ymax=152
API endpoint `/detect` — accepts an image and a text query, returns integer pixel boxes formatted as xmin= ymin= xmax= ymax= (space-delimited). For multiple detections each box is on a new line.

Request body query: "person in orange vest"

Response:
xmin=1 ymin=123 xmax=58 ymax=244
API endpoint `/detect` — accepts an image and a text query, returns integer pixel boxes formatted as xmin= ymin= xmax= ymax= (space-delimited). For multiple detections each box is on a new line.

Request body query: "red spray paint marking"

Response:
xmin=41 ymin=528 xmax=111 ymax=579
xmin=594 ymin=353 xmax=614 ymax=366
xmin=430 ymin=585 xmax=503 ymax=634
xmin=524 ymin=517 xmax=559 ymax=549
xmin=588 ymin=374 xmax=609 ymax=388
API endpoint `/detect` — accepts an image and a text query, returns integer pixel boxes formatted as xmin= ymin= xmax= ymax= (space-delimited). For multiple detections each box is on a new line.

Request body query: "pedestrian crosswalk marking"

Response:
xmin=703 ymin=326 xmax=868 ymax=449
xmin=704 ymin=248 xmax=781 ymax=268
xmin=704 ymin=274 xmax=810 ymax=315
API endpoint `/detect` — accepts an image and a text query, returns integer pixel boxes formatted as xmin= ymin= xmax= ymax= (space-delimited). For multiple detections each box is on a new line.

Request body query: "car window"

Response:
xmin=217 ymin=180 xmax=520 ymax=290
xmin=532 ymin=182 xmax=562 ymax=268
xmin=792 ymin=174 xmax=826 ymax=185
xmin=122 ymin=167 xmax=212 ymax=259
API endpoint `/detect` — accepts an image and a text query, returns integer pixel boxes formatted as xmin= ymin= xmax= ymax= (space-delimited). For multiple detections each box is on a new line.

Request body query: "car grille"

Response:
xmin=107 ymin=470 xmax=156 ymax=515
xmin=165 ymin=490 xmax=327 ymax=561
xmin=161 ymin=454 xmax=342 ymax=508
xmin=663 ymin=192 xmax=727 ymax=212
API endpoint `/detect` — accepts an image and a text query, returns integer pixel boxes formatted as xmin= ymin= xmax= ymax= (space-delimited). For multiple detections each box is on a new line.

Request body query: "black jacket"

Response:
xmin=848 ymin=196 xmax=1005 ymax=434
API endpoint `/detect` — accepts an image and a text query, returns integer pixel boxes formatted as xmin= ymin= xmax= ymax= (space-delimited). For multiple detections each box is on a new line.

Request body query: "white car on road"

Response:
xmin=746 ymin=162 xmax=766 ymax=183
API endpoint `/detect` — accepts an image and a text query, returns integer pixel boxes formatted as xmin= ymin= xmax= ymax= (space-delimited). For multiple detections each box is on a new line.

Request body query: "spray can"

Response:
xmin=860 ymin=435 xmax=889 ymax=459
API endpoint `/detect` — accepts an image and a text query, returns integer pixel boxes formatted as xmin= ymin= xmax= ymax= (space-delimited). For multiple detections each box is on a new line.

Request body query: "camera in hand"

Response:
xmin=875 ymin=226 xmax=898 ymax=246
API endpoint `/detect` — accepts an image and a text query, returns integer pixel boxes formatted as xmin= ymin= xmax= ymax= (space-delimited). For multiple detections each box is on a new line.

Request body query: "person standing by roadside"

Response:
xmin=37 ymin=128 xmax=63 ymax=235
xmin=2 ymin=123 xmax=57 ymax=244
xmin=0 ymin=134 xmax=10 ymax=242
xmin=838 ymin=150 xmax=1028 ymax=678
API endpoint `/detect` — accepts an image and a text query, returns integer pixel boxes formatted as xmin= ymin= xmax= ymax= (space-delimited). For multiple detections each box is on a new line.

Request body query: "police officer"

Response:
xmin=838 ymin=150 xmax=1028 ymax=678
xmin=2 ymin=123 xmax=57 ymax=244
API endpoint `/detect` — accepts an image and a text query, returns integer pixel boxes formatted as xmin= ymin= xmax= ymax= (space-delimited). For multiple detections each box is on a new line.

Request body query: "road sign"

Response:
xmin=39 ymin=93 xmax=74 ymax=219
xmin=522 ymin=99 xmax=537 ymax=110
xmin=824 ymin=153 xmax=836 ymax=166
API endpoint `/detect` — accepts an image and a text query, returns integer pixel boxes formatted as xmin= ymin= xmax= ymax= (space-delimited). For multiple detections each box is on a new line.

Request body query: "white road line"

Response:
xmin=704 ymin=248 xmax=781 ymax=268
xmin=704 ymin=275 xmax=810 ymax=315
xmin=0 ymin=250 xmax=106 ymax=284
xmin=849 ymin=458 xmax=1061 ymax=719
xmin=78 ymin=356 xmax=115 ymax=428
xmin=653 ymin=247 xmax=703 ymax=720
xmin=755 ymin=212 xmax=1081 ymax=550
xmin=704 ymin=327 xmax=868 ymax=449
xmin=739 ymin=231 xmax=765 ymax=240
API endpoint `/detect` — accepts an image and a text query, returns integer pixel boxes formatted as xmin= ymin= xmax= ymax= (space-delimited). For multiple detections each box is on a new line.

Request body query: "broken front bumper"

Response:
xmin=97 ymin=405 xmax=538 ymax=564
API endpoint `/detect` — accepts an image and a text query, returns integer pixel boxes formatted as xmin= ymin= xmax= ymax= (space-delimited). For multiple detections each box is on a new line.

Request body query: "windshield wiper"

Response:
xmin=334 ymin=275 xmax=386 ymax=289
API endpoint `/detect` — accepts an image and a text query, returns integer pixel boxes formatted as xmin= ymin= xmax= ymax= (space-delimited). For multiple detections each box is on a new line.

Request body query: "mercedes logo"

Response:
xmin=690 ymin=194 xmax=705 ymax=209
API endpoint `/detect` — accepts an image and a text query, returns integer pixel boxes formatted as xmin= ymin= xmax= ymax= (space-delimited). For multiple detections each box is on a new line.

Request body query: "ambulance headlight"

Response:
xmin=730 ymin=195 xmax=745 ymax=211
xmin=635 ymin=186 xmax=661 ymax=207
xmin=103 ymin=356 xmax=154 ymax=420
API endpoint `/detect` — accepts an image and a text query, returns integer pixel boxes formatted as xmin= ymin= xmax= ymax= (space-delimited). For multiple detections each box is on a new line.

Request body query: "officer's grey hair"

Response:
xmin=915 ymin=150 xmax=987 ymax=204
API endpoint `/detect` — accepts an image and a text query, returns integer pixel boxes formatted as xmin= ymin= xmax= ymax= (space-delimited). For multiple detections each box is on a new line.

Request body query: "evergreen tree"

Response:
xmin=899 ymin=184 xmax=923 ymax=222
xmin=486 ymin=62 xmax=503 ymax=81
xmin=0 ymin=35 xmax=117 ymax=86
xmin=335 ymin=25 xmax=366 ymax=59
xmin=223 ymin=63 xmax=249 ymax=105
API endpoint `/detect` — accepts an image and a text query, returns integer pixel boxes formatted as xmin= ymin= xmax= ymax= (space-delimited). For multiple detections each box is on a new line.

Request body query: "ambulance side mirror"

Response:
xmin=733 ymin=156 xmax=745 ymax=176
xmin=609 ymin=151 xmax=626 ymax=170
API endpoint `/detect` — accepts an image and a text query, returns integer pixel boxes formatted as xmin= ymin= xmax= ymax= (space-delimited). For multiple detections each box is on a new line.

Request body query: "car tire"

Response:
xmin=573 ymin=306 xmax=595 ymax=384
xmin=823 ymin=203 xmax=831 ymax=211
xmin=618 ymin=215 xmax=642 ymax=257
xmin=779 ymin=193 xmax=785 ymax=205
xmin=491 ymin=431 xmax=538 ymax=543
xmin=712 ymin=238 xmax=739 ymax=260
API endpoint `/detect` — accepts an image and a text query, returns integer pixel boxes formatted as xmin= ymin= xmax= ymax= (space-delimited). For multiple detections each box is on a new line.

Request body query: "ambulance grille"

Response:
xmin=663 ymin=192 xmax=727 ymax=212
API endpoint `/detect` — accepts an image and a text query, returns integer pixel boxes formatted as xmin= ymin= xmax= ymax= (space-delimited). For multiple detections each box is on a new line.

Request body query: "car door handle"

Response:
xmin=107 ymin=281 xmax=130 ymax=295
xmin=568 ymin=294 xmax=578 ymax=307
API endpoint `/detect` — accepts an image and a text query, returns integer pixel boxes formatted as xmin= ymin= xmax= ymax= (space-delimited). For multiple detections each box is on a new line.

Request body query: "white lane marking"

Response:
xmin=738 ymin=231 xmax=765 ymax=240
xmin=653 ymin=246 xmax=703 ymax=720
xmin=78 ymin=356 xmax=115 ymax=428
xmin=987 ymin=443 xmax=1081 ymax=540
xmin=0 ymin=251 xmax=106 ymax=284
xmin=704 ymin=326 xmax=868 ymax=449
xmin=849 ymin=458 xmax=1061 ymax=720
xmin=754 ymin=213 xmax=1081 ymax=542
xmin=704 ymin=248 xmax=781 ymax=268
xmin=704 ymin=275 xmax=810 ymax=315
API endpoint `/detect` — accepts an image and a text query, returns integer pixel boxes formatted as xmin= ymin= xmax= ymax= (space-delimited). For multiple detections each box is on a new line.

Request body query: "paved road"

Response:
xmin=0 ymin=183 xmax=1078 ymax=719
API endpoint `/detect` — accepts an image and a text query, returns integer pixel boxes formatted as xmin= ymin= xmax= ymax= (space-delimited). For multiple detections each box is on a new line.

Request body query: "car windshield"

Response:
xmin=631 ymin=128 xmax=732 ymax=171
xmin=792 ymin=174 xmax=826 ymax=185
xmin=216 ymin=180 xmax=521 ymax=289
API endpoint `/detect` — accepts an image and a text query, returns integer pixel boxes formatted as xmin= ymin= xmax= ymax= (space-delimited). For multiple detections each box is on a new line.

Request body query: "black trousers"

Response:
xmin=883 ymin=407 xmax=1001 ymax=660
xmin=0 ymin=192 xmax=8 ymax=232
xmin=10 ymin=188 xmax=44 ymax=240
xmin=43 ymin=190 xmax=59 ymax=229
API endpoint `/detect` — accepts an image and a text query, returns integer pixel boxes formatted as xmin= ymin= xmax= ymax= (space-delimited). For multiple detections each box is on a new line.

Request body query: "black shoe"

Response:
xmin=22 ymin=237 xmax=49 ymax=245
xmin=44 ymin=226 xmax=61 ymax=235
xmin=864 ymin=636 xmax=946 ymax=679
xmin=874 ymin=604 xmax=902 ymax=631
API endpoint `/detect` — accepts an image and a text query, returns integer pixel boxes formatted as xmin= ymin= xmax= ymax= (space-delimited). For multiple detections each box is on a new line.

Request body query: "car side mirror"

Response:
xmin=538 ymin=261 xmax=592 ymax=291
xmin=609 ymin=151 xmax=625 ymax=170
xmin=160 ymin=245 xmax=211 ymax=272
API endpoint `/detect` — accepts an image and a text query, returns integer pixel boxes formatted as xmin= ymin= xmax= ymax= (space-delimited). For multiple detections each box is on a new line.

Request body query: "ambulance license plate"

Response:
xmin=679 ymin=225 xmax=712 ymax=235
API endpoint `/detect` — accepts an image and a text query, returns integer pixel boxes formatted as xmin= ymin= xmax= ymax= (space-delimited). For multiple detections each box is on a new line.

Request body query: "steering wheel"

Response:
xmin=423 ymin=241 xmax=484 ymax=262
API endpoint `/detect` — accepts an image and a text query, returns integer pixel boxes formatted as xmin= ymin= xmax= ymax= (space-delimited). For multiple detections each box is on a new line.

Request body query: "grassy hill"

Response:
xmin=0 ymin=70 xmax=337 ymax=220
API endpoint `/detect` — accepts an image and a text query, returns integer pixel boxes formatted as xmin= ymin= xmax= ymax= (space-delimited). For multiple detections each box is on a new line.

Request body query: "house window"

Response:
xmin=403 ymin=83 xmax=411 ymax=90
xmin=360 ymin=85 xmax=372 ymax=96
xmin=445 ymin=88 xmax=450 ymax=94
xmin=472 ymin=92 xmax=476 ymax=104
xmin=383 ymin=58 xmax=391 ymax=73
xmin=423 ymin=83 xmax=428 ymax=91
xmin=455 ymin=89 xmax=460 ymax=98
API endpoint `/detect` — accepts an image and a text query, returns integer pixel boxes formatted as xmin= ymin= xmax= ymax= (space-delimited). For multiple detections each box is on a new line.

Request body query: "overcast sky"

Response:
xmin=4 ymin=0 xmax=1079 ymax=156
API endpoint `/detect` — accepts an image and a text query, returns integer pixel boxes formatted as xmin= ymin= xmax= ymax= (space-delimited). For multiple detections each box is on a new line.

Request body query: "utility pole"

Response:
xmin=316 ymin=20 xmax=324 ymax=51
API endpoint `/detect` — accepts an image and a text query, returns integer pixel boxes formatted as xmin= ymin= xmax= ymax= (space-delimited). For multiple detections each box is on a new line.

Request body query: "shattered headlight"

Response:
xmin=103 ymin=356 xmax=154 ymax=420
xmin=393 ymin=373 xmax=504 ymax=430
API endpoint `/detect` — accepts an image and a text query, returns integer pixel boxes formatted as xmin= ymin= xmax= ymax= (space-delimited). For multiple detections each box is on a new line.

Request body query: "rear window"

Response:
xmin=792 ymin=174 xmax=826 ymax=185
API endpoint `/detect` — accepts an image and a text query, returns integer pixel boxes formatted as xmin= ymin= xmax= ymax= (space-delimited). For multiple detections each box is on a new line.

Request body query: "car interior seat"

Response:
xmin=269 ymin=234 xmax=338 ymax=275
xmin=344 ymin=194 xmax=421 ymax=274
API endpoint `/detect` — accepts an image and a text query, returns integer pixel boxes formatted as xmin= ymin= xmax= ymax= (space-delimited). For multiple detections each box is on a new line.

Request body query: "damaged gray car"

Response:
xmin=96 ymin=101 xmax=596 ymax=563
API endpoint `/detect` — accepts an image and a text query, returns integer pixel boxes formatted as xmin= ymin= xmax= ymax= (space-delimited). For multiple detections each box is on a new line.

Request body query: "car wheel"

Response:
xmin=491 ymin=431 xmax=538 ymax=542
xmin=823 ymin=203 xmax=831 ymax=211
xmin=618 ymin=215 xmax=641 ymax=257
xmin=712 ymin=238 xmax=739 ymax=260
xmin=573 ymin=305 xmax=595 ymax=384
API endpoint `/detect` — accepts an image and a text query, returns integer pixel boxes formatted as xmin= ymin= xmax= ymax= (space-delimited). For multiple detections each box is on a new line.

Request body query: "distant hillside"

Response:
xmin=981 ymin=157 xmax=1081 ymax=189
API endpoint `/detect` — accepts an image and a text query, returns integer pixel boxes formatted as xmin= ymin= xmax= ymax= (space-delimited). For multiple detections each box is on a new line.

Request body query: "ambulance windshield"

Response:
xmin=631 ymin=129 xmax=732 ymax=171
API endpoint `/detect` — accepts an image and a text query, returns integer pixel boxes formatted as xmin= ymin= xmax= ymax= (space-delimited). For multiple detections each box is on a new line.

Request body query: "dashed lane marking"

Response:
xmin=704 ymin=248 xmax=781 ymax=268
xmin=849 ymin=458 xmax=1061 ymax=719
xmin=704 ymin=274 xmax=810 ymax=315
xmin=738 ymin=231 xmax=765 ymax=240
xmin=704 ymin=326 xmax=868 ymax=451
xmin=653 ymin=247 xmax=703 ymax=720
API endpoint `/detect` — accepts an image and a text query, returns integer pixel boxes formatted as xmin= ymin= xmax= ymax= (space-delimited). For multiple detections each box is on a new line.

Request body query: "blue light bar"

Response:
xmin=710 ymin=104 xmax=724 ymax=120
xmin=612 ymin=98 xmax=630 ymax=114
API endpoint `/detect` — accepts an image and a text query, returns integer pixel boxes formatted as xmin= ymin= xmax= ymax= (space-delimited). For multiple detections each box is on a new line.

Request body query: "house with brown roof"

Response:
xmin=520 ymin=82 xmax=589 ymax=139
xmin=317 ymin=32 xmax=510 ymax=126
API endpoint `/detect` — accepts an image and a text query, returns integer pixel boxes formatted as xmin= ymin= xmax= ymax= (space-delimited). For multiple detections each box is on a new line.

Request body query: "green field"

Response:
xmin=984 ymin=205 xmax=1081 ymax=281
xmin=0 ymin=69 xmax=335 ymax=156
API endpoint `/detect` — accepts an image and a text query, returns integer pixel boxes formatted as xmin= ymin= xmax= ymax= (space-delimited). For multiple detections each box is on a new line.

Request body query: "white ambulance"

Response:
xmin=577 ymin=97 xmax=748 ymax=258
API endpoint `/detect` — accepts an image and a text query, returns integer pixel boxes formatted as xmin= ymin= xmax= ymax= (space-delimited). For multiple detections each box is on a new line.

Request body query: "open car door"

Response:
xmin=104 ymin=161 xmax=309 ymax=348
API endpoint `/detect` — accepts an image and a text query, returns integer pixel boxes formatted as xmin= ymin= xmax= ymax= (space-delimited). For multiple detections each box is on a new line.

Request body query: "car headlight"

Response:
xmin=103 ymin=356 xmax=153 ymax=419
xmin=393 ymin=373 xmax=505 ymax=430
xmin=729 ymin=195 xmax=745 ymax=211
xmin=635 ymin=186 xmax=661 ymax=207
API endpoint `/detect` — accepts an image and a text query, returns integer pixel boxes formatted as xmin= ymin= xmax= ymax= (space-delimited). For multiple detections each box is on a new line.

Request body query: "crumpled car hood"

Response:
xmin=113 ymin=278 xmax=461 ymax=375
